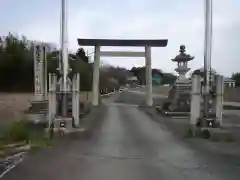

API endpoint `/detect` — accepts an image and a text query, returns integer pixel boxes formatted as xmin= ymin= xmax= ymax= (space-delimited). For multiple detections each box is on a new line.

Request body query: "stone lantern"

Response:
xmin=158 ymin=45 xmax=195 ymax=113
xmin=172 ymin=45 xmax=194 ymax=82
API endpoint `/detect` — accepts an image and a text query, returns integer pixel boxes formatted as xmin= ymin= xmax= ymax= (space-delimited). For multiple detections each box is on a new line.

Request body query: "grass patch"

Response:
xmin=183 ymin=125 xmax=207 ymax=138
xmin=183 ymin=125 xmax=200 ymax=138
xmin=0 ymin=120 xmax=53 ymax=149
xmin=0 ymin=120 xmax=30 ymax=144
xmin=29 ymin=131 xmax=54 ymax=148
xmin=184 ymin=125 xmax=194 ymax=138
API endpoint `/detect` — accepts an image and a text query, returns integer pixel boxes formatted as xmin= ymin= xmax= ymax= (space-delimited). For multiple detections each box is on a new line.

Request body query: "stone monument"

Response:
xmin=160 ymin=45 xmax=194 ymax=114
xmin=25 ymin=44 xmax=49 ymax=124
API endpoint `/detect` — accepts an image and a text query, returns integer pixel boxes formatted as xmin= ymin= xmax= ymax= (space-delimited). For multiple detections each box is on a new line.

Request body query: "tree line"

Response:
xmin=0 ymin=33 xmax=188 ymax=93
xmin=0 ymin=33 xmax=127 ymax=93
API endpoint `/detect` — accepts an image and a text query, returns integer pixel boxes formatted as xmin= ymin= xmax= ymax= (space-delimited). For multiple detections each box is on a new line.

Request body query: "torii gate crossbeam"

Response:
xmin=77 ymin=38 xmax=168 ymax=106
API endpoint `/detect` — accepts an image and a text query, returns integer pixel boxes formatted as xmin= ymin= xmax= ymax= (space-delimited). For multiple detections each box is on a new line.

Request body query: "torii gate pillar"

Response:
xmin=145 ymin=46 xmax=153 ymax=106
xmin=92 ymin=46 xmax=101 ymax=106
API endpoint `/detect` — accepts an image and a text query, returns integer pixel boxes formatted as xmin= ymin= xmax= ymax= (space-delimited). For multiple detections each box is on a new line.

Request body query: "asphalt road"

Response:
xmin=114 ymin=90 xmax=166 ymax=106
xmin=2 ymin=91 xmax=240 ymax=180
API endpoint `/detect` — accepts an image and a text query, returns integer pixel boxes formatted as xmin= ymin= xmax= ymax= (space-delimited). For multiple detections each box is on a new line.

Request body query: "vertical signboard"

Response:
xmin=34 ymin=44 xmax=44 ymax=101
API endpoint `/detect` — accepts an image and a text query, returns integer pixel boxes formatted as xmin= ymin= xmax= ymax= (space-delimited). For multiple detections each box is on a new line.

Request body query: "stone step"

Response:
xmin=26 ymin=100 xmax=48 ymax=113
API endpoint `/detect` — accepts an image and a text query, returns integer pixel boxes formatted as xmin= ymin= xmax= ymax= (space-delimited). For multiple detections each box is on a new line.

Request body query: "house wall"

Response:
xmin=224 ymin=87 xmax=240 ymax=102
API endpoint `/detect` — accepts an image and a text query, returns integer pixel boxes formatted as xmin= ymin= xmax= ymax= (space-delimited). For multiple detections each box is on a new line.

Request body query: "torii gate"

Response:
xmin=77 ymin=38 xmax=168 ymax=106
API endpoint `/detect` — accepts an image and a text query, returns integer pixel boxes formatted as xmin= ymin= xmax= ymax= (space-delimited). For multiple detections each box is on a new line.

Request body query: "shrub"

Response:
xmin=184 ymin=125 xmax=202 ymax=138
xmin=2 ymin=120 xmax=30 ymax=143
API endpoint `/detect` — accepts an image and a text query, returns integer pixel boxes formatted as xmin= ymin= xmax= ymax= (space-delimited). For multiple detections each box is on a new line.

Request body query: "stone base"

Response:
xmin=45 ymin=116 xmax=80 ymax=137
xmin=52 ymin=127 xmax=85 ymax=134
xmin=25 ymin=113 xmax=48 ymax=124
xmin=45 ymin=126 xmax=85 ymax=138
xmin=53 ymin=117 xmax=74 ymax=130
xmin=25 ymin=100 xmax=48 ymax=123
xmin=197 ymin=116 xmax=220 ymax=128
xmin=27 ymin=100 xmax=48 ymax=112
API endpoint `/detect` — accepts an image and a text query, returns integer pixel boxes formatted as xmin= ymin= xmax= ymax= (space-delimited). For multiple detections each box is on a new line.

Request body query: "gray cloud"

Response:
xmin=1 ymin=0 xmax=238 ymax=76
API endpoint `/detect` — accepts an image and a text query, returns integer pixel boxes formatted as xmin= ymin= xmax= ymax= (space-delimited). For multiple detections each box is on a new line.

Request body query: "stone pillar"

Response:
xmin=48 ymin=74 xmax=52 ymax=127
xmin=72 ymin=73 xmax=80 ymax=127
xmin=215 ymin=75 xmax=224 ymax=126
xmin=72 ymin=76 xmax=76 ymax=125
xmin=48 ymin=73 xmax=57 ymax=127
xmin=145 ymin=46 xmax=153 ymax=106
xmin=34 ymin=44 xmax=45 ymax=101
xmin=190 ymin=75 xmax=201 ymax=129
xmin=92 ymin=46 xmax=100 ymax=106
xmin=43 ymin=45 xmax=48 ymax=100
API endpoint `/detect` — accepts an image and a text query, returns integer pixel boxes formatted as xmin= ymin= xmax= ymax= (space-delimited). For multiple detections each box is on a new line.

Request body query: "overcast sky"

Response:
xmin=0 ymin=0 xmax=239 ymax=76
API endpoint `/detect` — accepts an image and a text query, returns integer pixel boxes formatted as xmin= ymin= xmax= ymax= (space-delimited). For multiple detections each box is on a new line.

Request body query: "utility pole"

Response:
xmin=203 ymin=0 xmax=213 ymax=126
xmin=60 ymin=0 xmax=69 ymax=117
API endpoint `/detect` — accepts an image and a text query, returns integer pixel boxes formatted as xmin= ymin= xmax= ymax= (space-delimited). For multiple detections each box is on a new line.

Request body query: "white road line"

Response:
xmin=0 ymin=156 xmax=24 ymax=179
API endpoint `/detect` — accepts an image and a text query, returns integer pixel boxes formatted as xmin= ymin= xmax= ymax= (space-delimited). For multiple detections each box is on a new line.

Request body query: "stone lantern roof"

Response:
xmin=171 ymin=45 xmax=194 ymax=62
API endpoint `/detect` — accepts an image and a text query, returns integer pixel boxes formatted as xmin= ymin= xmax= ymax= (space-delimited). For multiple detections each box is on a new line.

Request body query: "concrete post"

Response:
xmin=48 ymin=74 xmax=52 ymax=128
xmin=34 ymin=44 xmax=45 ymax=101
xmin=48 ymin=73 xmax=57 ymax=127
xmin=72 ymin=73 xmax=80 ymax=127
xmin=72 ymin=75 xmax=76 ymax=125
xmin=76 ymin=74 xmax=80 ymax=125
xmin=215 ymin=75 xmax=224 ymax=126
xmin=190 ymin=75 xmax=201 ymax=128
xmin=92 ymin=46 xmax=100 ymax=106
xmin=43 ymin=45 xmax=48 ymax=100
xmin=145 ymin=46 xmax=153 ymax=106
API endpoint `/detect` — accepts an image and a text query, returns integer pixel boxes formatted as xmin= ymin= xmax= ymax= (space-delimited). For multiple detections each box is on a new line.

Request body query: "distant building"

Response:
xmin=127 ymin=75 xmax=139 ymax=84
xmin=127 ymin=69 xmax=164 ymax=86
xmin=127 ymin=76 xmax=138 ymax=81
xmin=223 ymin=77 xmax=235 ymax=88
xmin=192 ymin=67 xmax=235 ymax=88
xmin=126 ymin=71 xmax=139 ymax=85
xmin=152 ymin=69 xmax=164 ymax=86
xmin=152 ymin=74 xmax=163 ymax=86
